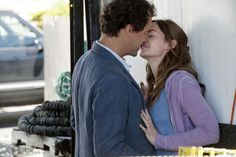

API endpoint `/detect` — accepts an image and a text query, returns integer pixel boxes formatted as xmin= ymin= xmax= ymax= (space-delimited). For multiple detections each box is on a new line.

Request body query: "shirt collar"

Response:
xmin=96 ymin=40 xmax=131 ymax=71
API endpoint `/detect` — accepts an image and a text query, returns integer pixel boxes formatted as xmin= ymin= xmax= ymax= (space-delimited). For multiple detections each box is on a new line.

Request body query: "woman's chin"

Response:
xmin=139 ymin=53 xmax=147 ymax=59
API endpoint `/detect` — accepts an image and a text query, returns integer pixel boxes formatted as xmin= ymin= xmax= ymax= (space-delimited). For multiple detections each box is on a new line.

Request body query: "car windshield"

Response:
xmin=0 ymin=14 xmax=37 ymax=38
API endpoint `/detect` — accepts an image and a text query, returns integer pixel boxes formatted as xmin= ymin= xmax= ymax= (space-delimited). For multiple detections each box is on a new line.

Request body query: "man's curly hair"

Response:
xmin=100 ymin=0 xmax=156 ymax=37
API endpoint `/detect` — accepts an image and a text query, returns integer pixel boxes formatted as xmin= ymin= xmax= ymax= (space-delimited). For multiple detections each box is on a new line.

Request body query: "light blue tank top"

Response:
xmin=150 ymin=89 xmax=175 ymax=155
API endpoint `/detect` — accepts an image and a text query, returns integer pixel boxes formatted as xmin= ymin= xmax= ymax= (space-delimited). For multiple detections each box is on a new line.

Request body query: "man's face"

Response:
xmin=127 ymin=17 xmax=153 ymax=56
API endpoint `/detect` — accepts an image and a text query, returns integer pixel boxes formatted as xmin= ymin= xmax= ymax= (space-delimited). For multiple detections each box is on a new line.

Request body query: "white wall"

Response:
xmin=182 ymin=0 xmax=236 ymax=124
xmin=124 ymin=55 xmax=147 ymax=85
xmin=127 ymin=0 xmax=236 ymax=124
xmin=43 ymin=16 xmax=70 ymax=101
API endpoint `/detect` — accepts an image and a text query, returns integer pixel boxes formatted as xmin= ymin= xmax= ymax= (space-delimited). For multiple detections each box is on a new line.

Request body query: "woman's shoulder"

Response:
xmin=165 ymin=70 xmax=202 ymax=101
xmin=165 ymin=70 xmax=198 ymax=90
xmin=168 ymin=70 xmax=196 ymax=81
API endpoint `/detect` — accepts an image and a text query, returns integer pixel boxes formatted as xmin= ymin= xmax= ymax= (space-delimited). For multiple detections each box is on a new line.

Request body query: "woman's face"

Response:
xmin=140 ymin=22 xmax=170 ymax=60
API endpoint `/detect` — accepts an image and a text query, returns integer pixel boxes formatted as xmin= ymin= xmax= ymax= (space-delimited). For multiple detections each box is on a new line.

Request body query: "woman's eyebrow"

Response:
xmin=148 ymin=29 xmax=157 ymax=33
xmin=149 ymin=30 xmax=159 ymax=34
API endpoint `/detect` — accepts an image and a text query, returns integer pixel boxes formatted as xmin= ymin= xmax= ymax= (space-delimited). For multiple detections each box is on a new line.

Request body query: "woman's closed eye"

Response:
xmin=148 ymin=32 xmax=154 ymax=38
xmin=148 ymin=34 xmax=153 ymax=38
xmin=148 ymin=30 xmax=159 ymax=38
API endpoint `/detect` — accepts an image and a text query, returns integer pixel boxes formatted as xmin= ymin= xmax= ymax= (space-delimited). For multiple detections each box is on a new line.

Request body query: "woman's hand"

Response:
xmin=140 ymin=82 xmax=148 ymax=102
xmin=139 ymin=109 xmax=157 ymax=147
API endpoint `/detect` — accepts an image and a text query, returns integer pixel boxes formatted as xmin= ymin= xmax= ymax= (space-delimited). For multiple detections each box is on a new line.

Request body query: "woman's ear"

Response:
xmin=170 ymin=39 xmax=177 ymax=49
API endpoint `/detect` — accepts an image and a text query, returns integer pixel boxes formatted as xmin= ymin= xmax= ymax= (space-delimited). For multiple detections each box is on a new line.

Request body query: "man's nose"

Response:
xmin=141 ymin=41 xmax=147 ymax=47
xmin=143 ymin=37 xmax=148 ymax=43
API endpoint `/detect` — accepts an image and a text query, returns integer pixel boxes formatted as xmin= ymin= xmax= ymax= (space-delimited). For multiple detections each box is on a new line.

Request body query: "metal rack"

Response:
xmin=11 ymin=128 xmax=71 ymax=157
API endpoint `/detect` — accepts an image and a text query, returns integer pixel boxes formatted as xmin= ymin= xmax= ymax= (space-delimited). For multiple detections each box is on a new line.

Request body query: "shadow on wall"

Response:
xmin=190 ymin=17 xmax=236 ymax=123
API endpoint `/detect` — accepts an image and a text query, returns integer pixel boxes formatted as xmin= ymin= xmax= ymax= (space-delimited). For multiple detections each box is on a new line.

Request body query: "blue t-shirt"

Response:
xmin=150 ymin=89 xmax=175 ymax=155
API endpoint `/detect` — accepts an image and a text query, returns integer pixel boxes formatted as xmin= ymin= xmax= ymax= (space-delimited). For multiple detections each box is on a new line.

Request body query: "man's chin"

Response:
xmin=131 ymin=48 xmax=140 ymax=56
xmin=129 ymin=51 xmax=138 ymax=57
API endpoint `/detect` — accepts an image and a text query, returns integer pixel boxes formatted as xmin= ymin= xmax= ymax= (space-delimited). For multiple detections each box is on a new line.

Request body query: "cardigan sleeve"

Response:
xmin=155 ymin=75 xmax=219 ymax=150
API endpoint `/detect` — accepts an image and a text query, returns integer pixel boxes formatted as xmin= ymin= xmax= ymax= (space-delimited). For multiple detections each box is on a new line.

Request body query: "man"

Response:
xmin=71 ymin=0 xmax=156 ymax=156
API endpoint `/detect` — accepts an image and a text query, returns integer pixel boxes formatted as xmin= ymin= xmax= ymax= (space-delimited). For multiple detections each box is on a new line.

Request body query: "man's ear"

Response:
xmin=125 ymin=24 xmax=134 ymax=34
xmin=170 ymin=39 xmax=177 ymax=49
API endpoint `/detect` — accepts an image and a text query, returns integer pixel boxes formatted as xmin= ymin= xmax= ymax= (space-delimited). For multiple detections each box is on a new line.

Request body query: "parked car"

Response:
xmin=0 ymin=11 xmax=44 ymax=106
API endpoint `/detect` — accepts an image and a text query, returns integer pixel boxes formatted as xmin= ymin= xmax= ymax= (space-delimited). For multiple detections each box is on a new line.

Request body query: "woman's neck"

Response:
xmin=147 ymin=57 xmax=163 ymax=80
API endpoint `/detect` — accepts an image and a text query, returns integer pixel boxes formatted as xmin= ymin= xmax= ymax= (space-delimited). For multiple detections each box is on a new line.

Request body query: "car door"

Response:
xmin=0 ymin=11 xmax=43 ymax=83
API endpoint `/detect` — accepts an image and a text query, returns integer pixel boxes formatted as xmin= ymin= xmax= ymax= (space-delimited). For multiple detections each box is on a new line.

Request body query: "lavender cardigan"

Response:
xmin=154 ymin=70 xmax=219 ymax=150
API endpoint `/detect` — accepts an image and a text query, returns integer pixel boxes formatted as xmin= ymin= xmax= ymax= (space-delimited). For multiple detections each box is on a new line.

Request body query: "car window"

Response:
xmin=0 ymin=25 xmax=8 ymax=36
xmin=0 ymin=15 xmax=37 ymax=38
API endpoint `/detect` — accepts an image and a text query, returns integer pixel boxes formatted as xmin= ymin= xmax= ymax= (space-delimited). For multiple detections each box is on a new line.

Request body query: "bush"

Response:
xmin=31 ymin=0 xmax=69 ymax=29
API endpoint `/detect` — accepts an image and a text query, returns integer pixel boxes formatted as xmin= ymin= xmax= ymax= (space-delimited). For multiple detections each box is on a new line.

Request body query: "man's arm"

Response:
xmin=70 ymin=104 xmax=75 ymax=130
xmin=92 ymin=74 xmax=141 ymax=157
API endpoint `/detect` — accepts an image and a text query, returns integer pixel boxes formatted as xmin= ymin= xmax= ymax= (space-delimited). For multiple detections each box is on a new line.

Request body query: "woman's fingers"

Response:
xmin=141 ymin=111 xmax=149 ymax=126
xmin=145 ymin=109 xmax=152 ymax=120
xmin=139 ymin=124 xmax=147 ymax=134
xmin=141 ymin=110 xmax=152 ymax=126
xmin=140 ymin=110 xmax=158 ymax=147
xmin=141 ymin=110 xmax=152 ymax=128
xmin=141 ymin=110 xmax=149 ymax=121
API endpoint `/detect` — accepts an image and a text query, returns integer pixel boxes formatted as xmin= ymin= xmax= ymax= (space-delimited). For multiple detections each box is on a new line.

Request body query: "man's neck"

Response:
xmin=98 ymin=34 xmax=126 ymax=57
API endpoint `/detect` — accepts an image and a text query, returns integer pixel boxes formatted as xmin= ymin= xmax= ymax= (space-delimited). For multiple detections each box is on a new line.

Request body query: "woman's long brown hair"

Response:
xmin=146 ymin=19 xmax=198 ymax=108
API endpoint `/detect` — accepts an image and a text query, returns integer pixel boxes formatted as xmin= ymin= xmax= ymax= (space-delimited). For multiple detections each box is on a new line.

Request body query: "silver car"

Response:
xmin=0 ymin=11 xmax=44 ymax=106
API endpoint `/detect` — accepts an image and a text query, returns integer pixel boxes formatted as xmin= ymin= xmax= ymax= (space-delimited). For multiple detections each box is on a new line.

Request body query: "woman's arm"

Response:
xmin=141 ymin=76 xmax=219 ymax=151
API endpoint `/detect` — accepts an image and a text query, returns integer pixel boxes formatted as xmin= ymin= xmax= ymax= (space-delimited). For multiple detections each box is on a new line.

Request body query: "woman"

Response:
xmin=139 ymin=19 xmax=219 ymax=155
